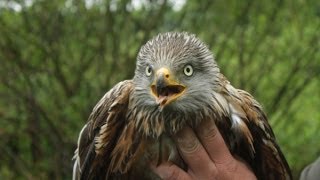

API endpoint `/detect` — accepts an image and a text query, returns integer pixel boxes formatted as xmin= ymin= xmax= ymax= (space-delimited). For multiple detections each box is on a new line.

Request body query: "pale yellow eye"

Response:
xmin=146 ymin=66 xmax=152 ymax=76
xmin=183 ymin=65 xmax=193 ymax=76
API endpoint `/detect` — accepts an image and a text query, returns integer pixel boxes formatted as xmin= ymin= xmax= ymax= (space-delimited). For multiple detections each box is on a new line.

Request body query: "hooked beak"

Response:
xmin=151 ymin=68 xmax=186 ymax=108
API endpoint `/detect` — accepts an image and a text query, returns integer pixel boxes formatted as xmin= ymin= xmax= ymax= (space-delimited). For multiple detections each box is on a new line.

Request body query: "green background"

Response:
xmin=0 ymin=0 xmax=319 ymax=179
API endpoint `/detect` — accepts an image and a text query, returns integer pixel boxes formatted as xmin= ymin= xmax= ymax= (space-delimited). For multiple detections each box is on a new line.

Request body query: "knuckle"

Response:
xmin=216 ymin=158 xmax=237 ymax=172
xmin=175 ymin=129 xmax=201 ymax=154
xmin=176 ymin=136 xmax=200 ymax=153
xmin=198 ymin=121 xmax=218 ymax=140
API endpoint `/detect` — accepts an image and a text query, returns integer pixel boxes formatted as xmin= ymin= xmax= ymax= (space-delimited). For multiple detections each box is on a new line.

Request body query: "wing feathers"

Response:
xmin=73 ymin=80 xmax=135 ymax=179
xmin=229 ymin=86 xmax=292 ymax=180
xmin=217 ymin=75 xmax=291 ymax=179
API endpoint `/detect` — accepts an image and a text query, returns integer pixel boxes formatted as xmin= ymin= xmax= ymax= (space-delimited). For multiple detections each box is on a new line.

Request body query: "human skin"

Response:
xmin=151 ymin=119 xmax=257 ymax=180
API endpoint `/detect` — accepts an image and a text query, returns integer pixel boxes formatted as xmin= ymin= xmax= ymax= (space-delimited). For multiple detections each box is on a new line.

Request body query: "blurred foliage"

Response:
xmin=0 ymin=0 xmax=319 ymax=179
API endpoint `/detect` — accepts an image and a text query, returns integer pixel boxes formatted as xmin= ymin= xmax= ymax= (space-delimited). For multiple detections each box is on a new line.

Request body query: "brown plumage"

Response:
xmin=73 ymin=32 xmax=292 ymax=180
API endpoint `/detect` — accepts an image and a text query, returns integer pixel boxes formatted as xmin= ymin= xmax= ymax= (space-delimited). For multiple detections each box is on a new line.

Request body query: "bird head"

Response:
xmin=132 ymin=32 xmax=220 ymax=135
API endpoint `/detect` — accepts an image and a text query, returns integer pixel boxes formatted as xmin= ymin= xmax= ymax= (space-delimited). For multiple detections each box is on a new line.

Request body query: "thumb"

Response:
xmin=150 ymin=162 xmax=191 ymax=180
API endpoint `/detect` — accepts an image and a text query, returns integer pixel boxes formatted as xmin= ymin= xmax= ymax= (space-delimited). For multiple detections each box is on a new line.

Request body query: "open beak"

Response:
xmin=151 ymin=68 xmax=186 ymax=107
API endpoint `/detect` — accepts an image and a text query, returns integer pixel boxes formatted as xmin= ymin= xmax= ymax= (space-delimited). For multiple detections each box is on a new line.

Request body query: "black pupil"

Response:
xmin=148 ymin=67 xmax=151 ymax=73
xmin=186 ymin=67 xmax=190 ymax=73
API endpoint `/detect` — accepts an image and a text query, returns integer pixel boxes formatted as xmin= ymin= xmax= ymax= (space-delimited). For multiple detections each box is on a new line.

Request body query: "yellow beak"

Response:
xmin=151 ymin=68 xmax=186 ymax=107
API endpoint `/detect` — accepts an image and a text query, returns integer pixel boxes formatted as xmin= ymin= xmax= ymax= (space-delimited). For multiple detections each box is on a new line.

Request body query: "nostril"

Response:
xmin=165 ymin=74 xmax=169 ymax=78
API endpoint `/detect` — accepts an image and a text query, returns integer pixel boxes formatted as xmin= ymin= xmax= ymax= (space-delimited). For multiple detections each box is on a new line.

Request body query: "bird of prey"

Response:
xmin=73 ymin=32 xmax=292 ymax=180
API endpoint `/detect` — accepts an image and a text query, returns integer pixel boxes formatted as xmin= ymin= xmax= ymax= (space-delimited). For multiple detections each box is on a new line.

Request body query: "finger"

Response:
xmin=150 ymin=162 xmax=191 ymax=180
xmin=195 ymin=119 xmax=234 ymax=164
xmin=174 ymin=126 xmax=217 ymax=178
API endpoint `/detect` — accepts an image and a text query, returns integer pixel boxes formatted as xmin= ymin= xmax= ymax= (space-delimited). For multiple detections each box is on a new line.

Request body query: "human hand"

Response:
xmin=151 ymin=119 xmax=257 ymax=180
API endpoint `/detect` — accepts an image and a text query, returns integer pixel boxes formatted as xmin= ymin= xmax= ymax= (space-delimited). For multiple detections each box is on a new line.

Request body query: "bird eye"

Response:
xmin=145 ymin=65 xmax=153 ymax=76
xmin=183 ymin=65 xmax=193 ymax=76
